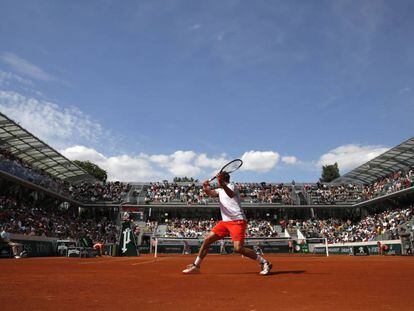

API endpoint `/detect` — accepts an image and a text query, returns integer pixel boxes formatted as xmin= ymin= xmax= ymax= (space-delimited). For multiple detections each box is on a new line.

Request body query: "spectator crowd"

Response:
xmin=2 ymin=146 xmax=414 ymax=207
xmin=162 ymin=218 xmax=278 ymax=238
xmin=144 ymin=207 xmax=413 ymax=243
xmin=0 ymin=195 xmax=119 ymax=243
xmin=304 ymin=167 xmax=414 ymax=205
xmin=0 ymin=148 xmax=130 ymax=203
xmin=70 ymin=182 xmax=131 ymax=203
xmin=237 ymin=183 xmax=293 ymax=204
xmin=144 ymin=181 xmax=294 ymax=205
xmin=304 ymin=183 xmax=361 ymax=205
xmin=144 ymin=182 xmax=212 ymax=205
xmin=286 ymin=207 xmax=413 ymax=243
xmin=361 ymin=168 xmax=414 ymax=201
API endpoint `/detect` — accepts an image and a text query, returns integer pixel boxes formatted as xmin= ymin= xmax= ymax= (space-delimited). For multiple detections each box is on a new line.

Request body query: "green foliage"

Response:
xmin=320 ymin=162 xmax=340 ymax=183
xmin=74 ymin=160 xmax=107 ymax=181
xmin=173 ymin=176 xmax=199 ymax=183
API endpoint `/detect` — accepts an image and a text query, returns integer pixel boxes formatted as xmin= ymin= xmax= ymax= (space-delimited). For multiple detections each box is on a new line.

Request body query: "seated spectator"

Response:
xmin=0 ymin=147 xmax=131 ymax=204
xmin=162 ymin=218 xmax=278 ymax=238
xmin=288 ymin=206 xmax=413 ymax=244
xmin=143 ymin=181 xmax=294 ymax=205
xmin=305 ymin=182 xmax=361 ymax=205
xmin=0 ymin=195 xmax=119 ymax=243
xmin=0 ymin=226 xmax=23 ymax=258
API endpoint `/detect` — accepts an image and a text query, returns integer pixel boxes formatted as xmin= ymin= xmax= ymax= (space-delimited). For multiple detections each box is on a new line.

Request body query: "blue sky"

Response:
xmin=0 ymin=0 xmax=413 ymax=182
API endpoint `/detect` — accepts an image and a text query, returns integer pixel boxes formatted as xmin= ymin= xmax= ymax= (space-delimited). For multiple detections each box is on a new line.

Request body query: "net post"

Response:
xmin=325 ymin=238 xmax=329 ymax=257
xmin=154 ymin=238 xmax=158 ymax=258
xmin=149 ymin=238 xmax=153 ymax=254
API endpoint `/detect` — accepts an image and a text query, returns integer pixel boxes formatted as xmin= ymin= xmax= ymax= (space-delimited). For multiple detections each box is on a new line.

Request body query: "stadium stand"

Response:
xmin=237 ymin=183 xmax=294 ymax=204
xmin=162 ymin=218 xmax=278 ymax=238
xmin=135 ymin=205 xmax=413 ymax=243
xmin=143 ymin=182 xmax=213 ymax=205
xmin=1 ymin=111 xmax=414 ymax=258
xmin=292 ymin=206 xmax=413 ymax=243
xmin=361 ymin=168 xmax=414 ymax=201
xmin=0 ymin=187 xmax=119 ymax=243
xmin=70 ymin=181 xmax=131 ymax=203
xmin=303 ymin=182 xmax=362 ymax=205
xmin=142 ymin=181 xmax=294 ymax=205
xmin=0 ymin=147 xmax=74 ymax=198
xmin=0 ymin=146 xmax=131 ymax=204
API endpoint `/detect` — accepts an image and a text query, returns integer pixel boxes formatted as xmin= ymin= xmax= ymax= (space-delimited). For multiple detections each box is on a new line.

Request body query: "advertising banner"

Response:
xmin=118 ymin=221 xmax=139 ymax=256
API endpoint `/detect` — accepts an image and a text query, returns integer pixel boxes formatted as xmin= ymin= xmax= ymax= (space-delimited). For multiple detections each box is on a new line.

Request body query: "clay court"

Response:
xmin=1 ymin=254 xmax=414 ymax=311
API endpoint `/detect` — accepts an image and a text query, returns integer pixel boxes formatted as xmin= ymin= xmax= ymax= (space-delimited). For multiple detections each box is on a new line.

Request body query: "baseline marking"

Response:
xmin=131 ymin=257 xmax=169 ymax=266
xmin=78 ymin=257 xmax=142 ymax=265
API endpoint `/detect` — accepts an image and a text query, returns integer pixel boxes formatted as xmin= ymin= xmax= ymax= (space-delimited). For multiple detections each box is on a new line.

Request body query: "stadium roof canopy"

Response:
xmin=334 ymin=137 xmax=414 ymax=185
xmin=0 ymin=112 xmax=94 ymax=182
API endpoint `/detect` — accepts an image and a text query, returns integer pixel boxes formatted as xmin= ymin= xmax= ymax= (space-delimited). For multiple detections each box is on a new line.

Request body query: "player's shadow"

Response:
xmin=211 ymin=270 xmax=306 ymax=275
xmin=270 ymin=270 xmax=306 ymax=276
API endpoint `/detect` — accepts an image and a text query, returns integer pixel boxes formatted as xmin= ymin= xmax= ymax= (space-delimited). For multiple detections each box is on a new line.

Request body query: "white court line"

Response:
xmin=131 ymin=257 xmax=169 ymax=266
xmin=78 ymin=257 xmax=142 ymax=265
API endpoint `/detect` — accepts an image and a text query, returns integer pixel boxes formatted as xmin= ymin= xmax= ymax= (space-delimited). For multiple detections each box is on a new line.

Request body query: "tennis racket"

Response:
xmin=209 ymin=159 xmax=243 ymax=182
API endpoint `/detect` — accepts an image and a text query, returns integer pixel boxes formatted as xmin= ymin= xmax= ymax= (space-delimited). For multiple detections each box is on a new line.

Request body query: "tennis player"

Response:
xmin=183 ymin=172 xmax=272 ymax=275
xmin=93 ymin=242 xmax=104 ymax=256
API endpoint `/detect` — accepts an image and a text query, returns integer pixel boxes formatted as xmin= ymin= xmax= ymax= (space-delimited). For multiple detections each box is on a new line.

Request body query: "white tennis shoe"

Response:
xmin=182 ymin=264 xmax=200 ymax=274
xmin=260 ymin=261 xmax=272 ymax=275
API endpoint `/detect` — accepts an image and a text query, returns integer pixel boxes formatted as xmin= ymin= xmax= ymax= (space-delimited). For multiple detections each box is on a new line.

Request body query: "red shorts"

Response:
xmin=93 ymin=243 xmax=103 ymax=250
xmin=212 ymin=220 xmax=247 ymax=242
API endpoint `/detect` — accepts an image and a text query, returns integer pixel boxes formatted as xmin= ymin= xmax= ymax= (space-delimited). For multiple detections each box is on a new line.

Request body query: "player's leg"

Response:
xmin=230 ymin=221 xmax=273 ymax=275
xmin=197 ymin=232 xmax=222 ymax=261
xmin=183 ymin=221 xmax=229 ymax=274
xmin=183 ymin=232 xmax=222 ymax=274
xmin=233 ymin=240 xmax=258 ymax=259
xmin=233 ymin=240 xmax=272 ymax=275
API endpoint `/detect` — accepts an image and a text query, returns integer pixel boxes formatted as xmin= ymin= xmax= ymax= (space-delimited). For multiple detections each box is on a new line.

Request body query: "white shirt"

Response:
xmin=214 ymin=183 xmax=246 ymax=222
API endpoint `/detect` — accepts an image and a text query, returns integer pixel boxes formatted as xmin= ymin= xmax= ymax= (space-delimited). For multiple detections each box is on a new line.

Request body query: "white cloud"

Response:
xmin=167 ymin=151 xmax=201 ymax=177
xmin=0 ymin=70 xmax=33 ymax=87
xmin=0 ymin=90 xmax=103 ymax=148
xmin=281 ymin=156 xmax=298 ymax=165
xmin=317 ymin=144 xmax=389 ymax=171
xmin=150 ymin=151 xmax=201 ymax=177
xmin=61 ymin=146 xmax=289 ymax=181
xmin=62 ymin=145 xmax=106 ymax=163
xmin=195 ymin=153 xmax=229 ymax=169
xmin=149 ymin=154 xmax=170 ymax=167
xmin=62 ymin=146 xmax=160 ymax=181
xmin=240 ymin=151 xmax=280 ymax=173
xmin=0 ymin=87 xmax=298 ymax=181
xmin=189 ymin=24 xmax=201 ymax=30
xmin=62 ymin=147 xmax=203 ymax=181
xmin=1 ymin=52 xmax=55 ymax=81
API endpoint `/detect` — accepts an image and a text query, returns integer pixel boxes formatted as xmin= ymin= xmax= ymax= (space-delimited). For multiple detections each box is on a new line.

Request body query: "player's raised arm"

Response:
xmin=217 ymin=173 xmax=235 ymax=198
xmin=203 ymin=180 xmax=218 ymax=197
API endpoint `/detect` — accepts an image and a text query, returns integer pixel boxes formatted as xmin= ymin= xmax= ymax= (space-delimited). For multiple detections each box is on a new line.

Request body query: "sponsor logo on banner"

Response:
xmin=122 ymin=228 xmax=132 ymax=253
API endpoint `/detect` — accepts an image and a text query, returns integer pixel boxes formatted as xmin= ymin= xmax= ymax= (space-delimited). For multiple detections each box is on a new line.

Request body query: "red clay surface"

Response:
xmin=1 ymin=254 xmax=414 ymax=311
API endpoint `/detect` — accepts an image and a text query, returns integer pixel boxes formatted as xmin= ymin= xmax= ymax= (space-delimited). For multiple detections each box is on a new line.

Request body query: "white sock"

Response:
xmin=194 ymin=256 xmax=202 ymax=267
xmin=256 ymin=255 xmax=267 ymax=264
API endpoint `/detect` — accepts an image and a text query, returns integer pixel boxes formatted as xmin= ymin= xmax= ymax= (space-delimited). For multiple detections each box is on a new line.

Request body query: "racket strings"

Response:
xmin=222 ymin=160 xmax=243 ymax=173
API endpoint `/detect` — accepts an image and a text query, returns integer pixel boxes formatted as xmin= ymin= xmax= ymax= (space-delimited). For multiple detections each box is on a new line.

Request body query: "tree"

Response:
xmin=74 ymin=160 xmax=107 ymax=182
xmin=320 ymin=162 xmax=340 ymax=183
